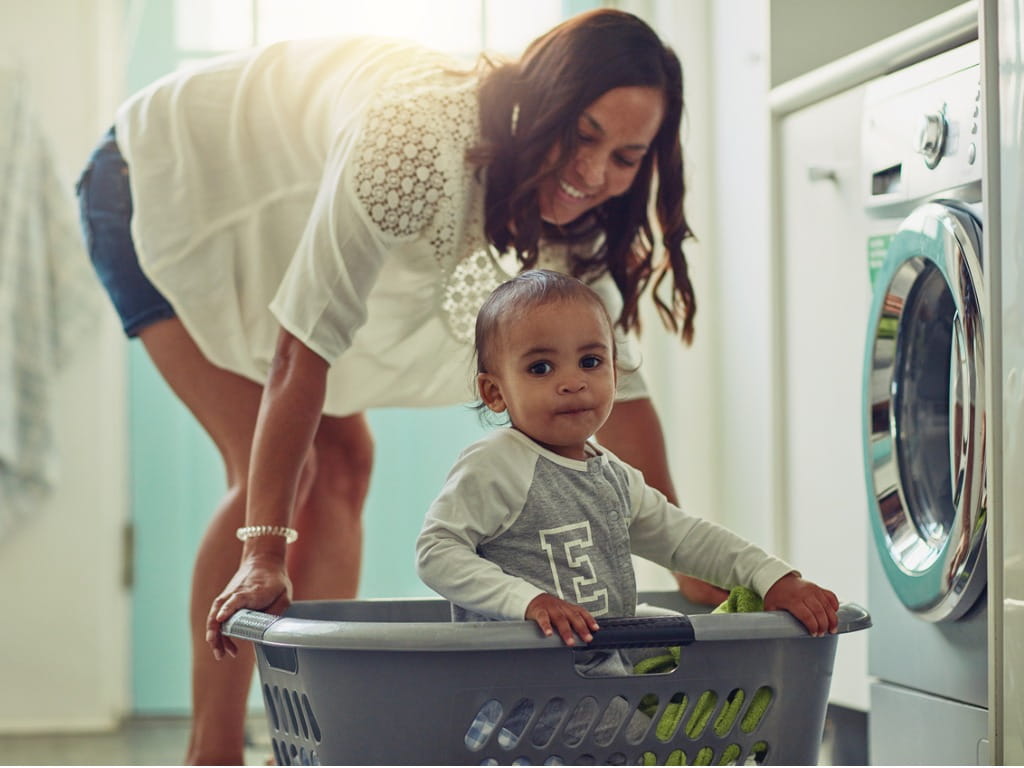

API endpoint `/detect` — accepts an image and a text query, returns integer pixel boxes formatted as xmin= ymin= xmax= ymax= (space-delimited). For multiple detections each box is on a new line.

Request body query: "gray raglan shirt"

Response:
xmin=416 ymin=428 xmax=795 ymax=623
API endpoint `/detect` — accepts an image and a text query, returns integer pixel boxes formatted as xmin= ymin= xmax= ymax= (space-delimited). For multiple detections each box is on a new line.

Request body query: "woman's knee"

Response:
xmin=308 ymin=413 xmax=375 ymax=508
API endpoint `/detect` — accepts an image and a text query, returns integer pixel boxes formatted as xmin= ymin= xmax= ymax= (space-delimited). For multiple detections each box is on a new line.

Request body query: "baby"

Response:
xmin=416 ymin=269 xmax=838 ymax=650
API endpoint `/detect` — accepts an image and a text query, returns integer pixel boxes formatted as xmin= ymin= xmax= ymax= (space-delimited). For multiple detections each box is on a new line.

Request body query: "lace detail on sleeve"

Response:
xmin=352 ymin=73 xmax=478 ymax=261
xmin=351 ymin=70 xmax=515 ymax=345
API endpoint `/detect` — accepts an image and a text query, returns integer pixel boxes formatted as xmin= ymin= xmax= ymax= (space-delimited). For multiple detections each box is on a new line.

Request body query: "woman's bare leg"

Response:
xmin=139 ymin=318 xmax=266 ymax=765
xmin=139 ymin=320 xmax=377 ymax=763
xmin=287 ymin=414 xmax=374 ymax=600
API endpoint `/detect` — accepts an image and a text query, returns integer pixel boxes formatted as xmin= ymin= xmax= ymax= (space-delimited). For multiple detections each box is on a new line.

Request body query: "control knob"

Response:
xmin=916 ymin=110 xmax=947 ymax=169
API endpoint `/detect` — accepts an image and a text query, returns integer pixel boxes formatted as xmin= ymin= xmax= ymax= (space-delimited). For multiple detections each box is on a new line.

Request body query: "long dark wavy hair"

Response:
xmin=469 ymin=8 xmax=696 ymax=344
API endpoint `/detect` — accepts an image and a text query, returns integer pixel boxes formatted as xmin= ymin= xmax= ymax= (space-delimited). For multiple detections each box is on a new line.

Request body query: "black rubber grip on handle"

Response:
xmin=584 ymin=615 xmax=695 ymax=649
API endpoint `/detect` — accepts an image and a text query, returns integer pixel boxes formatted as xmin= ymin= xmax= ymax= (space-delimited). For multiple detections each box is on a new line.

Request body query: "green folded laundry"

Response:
xmin=640 ymin=587 xmax=773 ymax=766
xmin=712 ymin=585 xmax=763 ymax=614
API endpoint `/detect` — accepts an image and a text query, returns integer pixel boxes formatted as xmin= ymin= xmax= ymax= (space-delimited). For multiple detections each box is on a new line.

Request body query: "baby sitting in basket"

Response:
xmin=416 ymin=269 xmax=838 ymax=663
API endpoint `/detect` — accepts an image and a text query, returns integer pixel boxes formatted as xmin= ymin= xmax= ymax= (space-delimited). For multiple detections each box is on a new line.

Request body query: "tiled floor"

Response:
xmin=0 ymin=716 xmax=271 ymax=766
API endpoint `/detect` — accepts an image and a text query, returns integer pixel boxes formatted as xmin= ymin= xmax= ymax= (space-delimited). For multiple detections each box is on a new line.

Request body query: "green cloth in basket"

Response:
xmin=639 ymin=587 xmax=772 ymax=766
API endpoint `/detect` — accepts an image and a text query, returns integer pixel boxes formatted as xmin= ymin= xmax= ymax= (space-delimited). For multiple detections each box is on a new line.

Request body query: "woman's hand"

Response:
xmin=205 ymin=554 xmax=293 ymax=660
xmin=525 ymin=593 xmax=601 ymax=646
xmin=763 ymin=572 xmax=839 ymax=637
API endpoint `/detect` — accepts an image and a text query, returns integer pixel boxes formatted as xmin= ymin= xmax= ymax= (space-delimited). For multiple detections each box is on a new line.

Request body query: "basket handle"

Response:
xmin=222 ymin=609 xmax=279 ymax=641
xmin=584 ymin=615 xmax=695 ymax=649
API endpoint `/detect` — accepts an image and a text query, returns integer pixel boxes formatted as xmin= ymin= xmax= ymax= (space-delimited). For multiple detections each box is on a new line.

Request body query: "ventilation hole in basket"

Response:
xmin=655 ymin=692 xmax=688 ymax=743
xmin=719 ymin=743 xmax=741 ymax=765
xmin=593 ymin=696 xmax=630 ymax=747
xmin=263 ymin=685 xmax=280 ymax=731
xmin=478 ymin=759 xmax=499 ymax=766
xmin=665 ymin=748 xmax=686 ymax=765
xmin=302 ymin=694 xmax=322 ymax=743
xmin=498 ymin=698 xmax=536 ymax=750
xmin=284 ymin=689 xmax=300 ymax=735
xmin=563 ymin=697 xmax=600 ymax=747
xmin=572 ymin=755 xmax=596 ymax=765
xmin=695 ymin=747 xmax=714 ymax=764
xmin=743 ymin=741 xmax=768 ymax=765
xmin=274 ymin=739 xmax=291 ymax=766
xmin=531 ymin=697 xmax=567 ymax=747
xmin=299 ymin=746 xmax=309 ymax=766
xmin=542 ymin=755 xmax=565 ymax=765
xmin=292 ymin=691 xmax=309 ymax=740
xmin=624 ymin=695 xmax=656 ymax=743
xmin=288 ymin=743 xmax=299 ymax=764
xmin=511 ymin=758 xmax=532 ymax=766
xmin=685 ymin=691 xmax=718 ymax=739
xmin=606 ymin=752 xmax=627 ymax=765
xmin=465 ymin=699 xmax=503 ymax=751
xmin=272 ymin=739 xmax=284 ymax=766
xmin=262 ymin=644 xmax=298 ymax=673
xmin=273 ymin=688 xmax=289 ymax=735
xmin=309 ymin=749 xmax=320 ymax=766
xmin=713 ymin=688 xmax=745 ymax=737
xmin=739 ymin=688 xmax=773 ymax=734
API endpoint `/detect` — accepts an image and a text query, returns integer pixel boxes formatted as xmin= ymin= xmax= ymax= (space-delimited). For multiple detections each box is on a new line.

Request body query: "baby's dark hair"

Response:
xmin=475 ymin=269 xmax=615 ymax=375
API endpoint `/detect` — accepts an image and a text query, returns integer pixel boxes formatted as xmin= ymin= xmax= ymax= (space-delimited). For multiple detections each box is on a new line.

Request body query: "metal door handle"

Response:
xmin=807 ymin=166 xmax=837 ymax=182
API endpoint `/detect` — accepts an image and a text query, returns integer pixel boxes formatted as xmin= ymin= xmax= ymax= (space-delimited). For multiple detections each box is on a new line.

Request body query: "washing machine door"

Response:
xmin=863 ymin=201 xmax=986 ymax=623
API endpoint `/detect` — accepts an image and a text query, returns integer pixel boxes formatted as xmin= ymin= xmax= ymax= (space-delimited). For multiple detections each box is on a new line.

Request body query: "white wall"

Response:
xmin=633 ymin=0 xmax=778 ymax=554
xmin=617 ymin=1 xmax=720 ymax=590
xmin=0 ymin=0 xmax=129 ymax=733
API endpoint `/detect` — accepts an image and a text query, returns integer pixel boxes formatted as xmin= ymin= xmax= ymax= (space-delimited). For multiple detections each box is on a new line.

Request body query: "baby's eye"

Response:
xmin=580 ymin=355 xmax=602 ymax=369
xmin=528 ymin=361 xmax=553 ymax=375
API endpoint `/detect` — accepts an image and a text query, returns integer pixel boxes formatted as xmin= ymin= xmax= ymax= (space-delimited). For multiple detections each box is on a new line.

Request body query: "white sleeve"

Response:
xmin=416 ymin=436 xmax=546 ymax=619
xmin=269 ymin=132 xmax=386 ymax=362
xmin=270 ymin=82 xmax=459 ymax=363
xmin=619 ymin=459 xmax=795 ymax=597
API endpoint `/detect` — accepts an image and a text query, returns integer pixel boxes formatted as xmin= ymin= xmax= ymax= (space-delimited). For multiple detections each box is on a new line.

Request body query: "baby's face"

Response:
xmin=478 ymin=298 xmax=616 ymax=460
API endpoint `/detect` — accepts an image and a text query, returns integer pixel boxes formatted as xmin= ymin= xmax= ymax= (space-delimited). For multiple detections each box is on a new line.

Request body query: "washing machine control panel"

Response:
xmin=863 ymin=40 xmax=981 ymax=217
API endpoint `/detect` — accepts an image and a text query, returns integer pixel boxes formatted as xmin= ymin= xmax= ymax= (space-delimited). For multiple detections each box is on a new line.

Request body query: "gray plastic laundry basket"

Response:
xmin=223 ymin=591 xmax=870 ymax=766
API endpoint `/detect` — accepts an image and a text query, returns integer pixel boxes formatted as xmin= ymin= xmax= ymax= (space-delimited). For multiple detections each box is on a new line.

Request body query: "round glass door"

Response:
xmin=862 ymin=201 xmax=986 ymax=622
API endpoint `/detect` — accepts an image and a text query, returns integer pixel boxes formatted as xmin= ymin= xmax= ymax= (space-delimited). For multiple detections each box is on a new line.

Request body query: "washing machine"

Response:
xmin=861 ymin=39 xmax=991 ymax=765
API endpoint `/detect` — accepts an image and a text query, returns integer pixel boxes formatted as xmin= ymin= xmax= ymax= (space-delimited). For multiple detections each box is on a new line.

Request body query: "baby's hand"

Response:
xmin=525 ymin=593 xmax=600 ymax=646
xmin=763 ymin=573 xmax=839 ymax=637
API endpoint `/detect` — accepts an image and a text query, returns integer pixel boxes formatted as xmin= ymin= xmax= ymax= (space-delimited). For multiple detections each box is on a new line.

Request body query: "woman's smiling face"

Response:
xmin=537 ymin=85 xmax=665 ymax=226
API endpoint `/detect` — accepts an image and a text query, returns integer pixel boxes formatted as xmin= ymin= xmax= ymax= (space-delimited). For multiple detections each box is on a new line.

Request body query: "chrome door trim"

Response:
xmin=863 ymin=201 xmax=987 ymax=622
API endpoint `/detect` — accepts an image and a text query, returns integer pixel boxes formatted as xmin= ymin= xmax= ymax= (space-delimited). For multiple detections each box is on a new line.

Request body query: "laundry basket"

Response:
xmin=223 ymin=591 xmax=870 ymax=766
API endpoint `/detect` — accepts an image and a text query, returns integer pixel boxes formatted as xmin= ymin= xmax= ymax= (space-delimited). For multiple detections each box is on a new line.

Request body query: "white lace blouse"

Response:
xmin=115 ymin=35 xmax=647 ymax=416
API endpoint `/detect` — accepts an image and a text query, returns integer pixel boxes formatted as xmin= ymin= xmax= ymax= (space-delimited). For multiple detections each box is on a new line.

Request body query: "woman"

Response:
xmin=77 ymin=9 xmax=721 ymax=764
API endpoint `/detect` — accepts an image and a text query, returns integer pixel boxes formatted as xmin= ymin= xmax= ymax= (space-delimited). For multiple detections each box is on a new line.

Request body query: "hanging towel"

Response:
xmin=0 ymin=68 xmax=102 ymax=538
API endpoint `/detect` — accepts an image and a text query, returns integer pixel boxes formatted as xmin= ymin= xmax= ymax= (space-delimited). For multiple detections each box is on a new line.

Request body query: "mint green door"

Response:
xmin=123 ymin=2 xmax=492 ymax=710
xmin=125 ymin=0 xmax=589 ymax=716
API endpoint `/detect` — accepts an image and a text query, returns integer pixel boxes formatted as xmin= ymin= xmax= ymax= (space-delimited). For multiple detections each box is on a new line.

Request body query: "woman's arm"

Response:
xmin=597 ymin=397 xmax=730 ymax=606
xmin=206 ymin=329 xmax=329 ymax=658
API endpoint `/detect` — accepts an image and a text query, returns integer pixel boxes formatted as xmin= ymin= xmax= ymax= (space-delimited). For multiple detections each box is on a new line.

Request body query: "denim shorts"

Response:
xmin=76 ymin=127 xmax=176 ymax=337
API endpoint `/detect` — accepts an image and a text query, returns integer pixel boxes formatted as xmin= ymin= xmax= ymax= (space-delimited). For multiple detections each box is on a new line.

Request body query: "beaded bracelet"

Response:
xmin=235 ymin=525 xmax=299 ymax=544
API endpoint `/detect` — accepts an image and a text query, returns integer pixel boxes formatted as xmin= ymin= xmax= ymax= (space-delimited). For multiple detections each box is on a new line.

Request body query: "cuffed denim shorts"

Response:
xmin=76 ymin=127 xmax=176 ymax=337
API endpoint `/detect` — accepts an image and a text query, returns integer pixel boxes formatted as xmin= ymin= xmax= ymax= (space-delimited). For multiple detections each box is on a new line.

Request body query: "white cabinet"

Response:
xmin=775 ymin=84 xmax=870 ymax=711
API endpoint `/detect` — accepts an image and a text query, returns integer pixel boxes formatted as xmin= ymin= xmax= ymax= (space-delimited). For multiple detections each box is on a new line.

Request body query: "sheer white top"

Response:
xmin=115 ymin=36 xmax=647 ymax=415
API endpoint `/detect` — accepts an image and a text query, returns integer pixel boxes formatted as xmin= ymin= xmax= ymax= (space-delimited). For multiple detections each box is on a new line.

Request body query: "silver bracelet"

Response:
xmin=235 ymin=525 xmax=298 ymax=544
